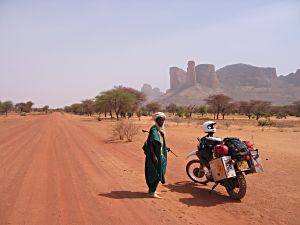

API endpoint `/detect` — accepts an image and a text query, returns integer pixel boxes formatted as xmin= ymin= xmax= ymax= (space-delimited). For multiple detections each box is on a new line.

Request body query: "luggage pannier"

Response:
xmin=223 ymin=137 xmax=250 ymax=157
xmin=251 ymin=150 xmax=264 ymax=173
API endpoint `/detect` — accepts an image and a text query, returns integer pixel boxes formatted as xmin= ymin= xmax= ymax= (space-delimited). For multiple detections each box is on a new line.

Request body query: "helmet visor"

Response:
xmin=207 ymin=124 xmax=215 ymax=130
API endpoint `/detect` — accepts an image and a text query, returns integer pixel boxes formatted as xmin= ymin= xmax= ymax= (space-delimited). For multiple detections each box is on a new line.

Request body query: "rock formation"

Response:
xmin=141 ymin=84 xmax=163 ymax=102
xmin=216 ymin=63 xmax=277 ymax=87
xmin=186 ymin=61 xmax=196 ymax=86
xmin=279 ymin=69 xmax=300 ymax=86
xmin=170 ymin=61 xmax=220 ymax=90
xmin=195 ymin=64 xmax=220 ymax=88
xmin=144 ymin=60 xmax=300 ymax=105
xmin=169 ymin=67 xmax=186 ymax=90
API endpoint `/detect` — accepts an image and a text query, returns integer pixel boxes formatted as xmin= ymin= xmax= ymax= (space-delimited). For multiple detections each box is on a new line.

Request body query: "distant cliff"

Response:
xmin=141 ymin=84 xmax=163 ymax=102
xmin=217 ymin=63 xmax=277 ymax=88
xmin=278 ymin=69 xmax=300 ymax=86
xmin=142 ymin=61 xmax=300 ymax=105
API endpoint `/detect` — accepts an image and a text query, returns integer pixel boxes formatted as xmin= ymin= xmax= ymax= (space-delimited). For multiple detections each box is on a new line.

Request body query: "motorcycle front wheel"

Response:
xmin=186 ymin=159 xmax=209 ymax=184
xmin=225 ymin=173 xmax=247 ymax=200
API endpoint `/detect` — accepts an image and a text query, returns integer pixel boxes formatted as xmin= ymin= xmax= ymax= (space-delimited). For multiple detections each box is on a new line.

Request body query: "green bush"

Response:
xmin=258 ymin=119 xmax=275 ymax=127
xmin=20 ymin=112 xmax=26 ymax=116
xmin=276 ymin=113 xmax=287 ymax=119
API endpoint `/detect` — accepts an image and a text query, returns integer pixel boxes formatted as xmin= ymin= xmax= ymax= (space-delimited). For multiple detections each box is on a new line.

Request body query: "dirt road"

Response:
xmin=0 ymin=113 xmax=299 ymax=225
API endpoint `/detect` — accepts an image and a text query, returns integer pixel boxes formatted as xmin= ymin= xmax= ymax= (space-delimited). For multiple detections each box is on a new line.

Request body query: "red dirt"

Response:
xmin=0 ymin=113 xmax=299 ymax=225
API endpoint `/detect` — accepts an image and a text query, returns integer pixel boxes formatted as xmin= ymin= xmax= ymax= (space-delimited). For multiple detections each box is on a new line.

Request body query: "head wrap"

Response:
xmin=152 ymin=112 xmax=166 ymax=134
xmin=152 ymin=112 xmax=166 ymax=121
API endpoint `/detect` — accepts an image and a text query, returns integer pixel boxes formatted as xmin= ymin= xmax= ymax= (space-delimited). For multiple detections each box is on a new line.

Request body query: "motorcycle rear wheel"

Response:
xmin=225 ymin=173 xmax=247 ymax=200
xmin=186 ymin=159 xmax=209 ymax=184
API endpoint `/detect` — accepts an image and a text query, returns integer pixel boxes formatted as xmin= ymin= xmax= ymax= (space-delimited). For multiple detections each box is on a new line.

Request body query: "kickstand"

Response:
xmin=209 ymin=183 xmax=219 ymax=194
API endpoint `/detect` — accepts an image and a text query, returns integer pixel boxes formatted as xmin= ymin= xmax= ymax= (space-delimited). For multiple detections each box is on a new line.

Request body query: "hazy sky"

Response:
xmin=1 ymin=0 xmax=300 ymax=108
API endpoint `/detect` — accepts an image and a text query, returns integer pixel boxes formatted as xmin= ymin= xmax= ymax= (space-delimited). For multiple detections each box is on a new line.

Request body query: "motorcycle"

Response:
xmin=186 ymin=137 xmax=263 ymax=200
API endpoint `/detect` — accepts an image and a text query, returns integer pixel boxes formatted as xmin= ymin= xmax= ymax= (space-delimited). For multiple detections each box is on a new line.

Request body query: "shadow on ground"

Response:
xmin=98 ymin=191 xmax=149 ymax=199
xmin=165 ymin=181 xmax=240 ymax=207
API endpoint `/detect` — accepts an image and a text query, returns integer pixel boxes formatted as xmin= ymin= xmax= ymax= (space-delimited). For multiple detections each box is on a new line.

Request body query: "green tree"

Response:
xmin=185 ymin=105 xmax=196 ymax=118
xmin=0 ymin=101 xmax=3 ymax=115
xmin=118 ymin=86 xmax=145 ymax=119
xmin=293 ymin=100 xmax=300 ymax=116
xmin=81 ymin=99 xmax=95 ymax=116
xmin=42 ymin=105 xmax=49 ymax=114
xmin=2 ymin=101 xmax=14 ymax=116
xmin=69 ymin=103 xmax=84 ymax=115
xmin=175 ymin=106 xmax=185 ymax=117
xmin=15 ymin=101 xmax=34 ymax=113
xmin=195 ymin=105 xmax=207 ymax=117
xmin=96 ymin=87 xmax=138 ymax=120
xmin=25 ymin=101 xmax=34 ymax=112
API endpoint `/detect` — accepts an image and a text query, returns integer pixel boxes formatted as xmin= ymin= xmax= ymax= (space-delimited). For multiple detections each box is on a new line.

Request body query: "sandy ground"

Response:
xmin=0 ymin=113 xmax=299 ymax=225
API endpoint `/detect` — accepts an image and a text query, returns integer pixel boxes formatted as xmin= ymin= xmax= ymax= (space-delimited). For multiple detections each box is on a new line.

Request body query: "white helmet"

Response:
xmin=202 ymin=121 xmax=216 ymax=133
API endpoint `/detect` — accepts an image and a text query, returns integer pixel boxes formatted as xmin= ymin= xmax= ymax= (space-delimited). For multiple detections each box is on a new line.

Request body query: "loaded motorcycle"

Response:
xmin=186 ymin=137 xmax=263 ymax=200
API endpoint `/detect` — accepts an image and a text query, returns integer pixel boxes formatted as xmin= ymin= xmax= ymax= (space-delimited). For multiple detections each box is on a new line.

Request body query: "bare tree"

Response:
xmin=166 ymin=103 xmax=177 ymax=115
xmin=251 ymin=100 xmax=272 ymax=120
xmin=238 ymin=101 xmax=253 ymax=119
xmin=205 ymin=94 xmax=233 ymax=119
xmin=145 ymin=102 xmax=161 ymax=114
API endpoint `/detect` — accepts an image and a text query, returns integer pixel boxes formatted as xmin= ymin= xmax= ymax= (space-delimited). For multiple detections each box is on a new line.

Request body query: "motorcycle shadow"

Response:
xmin=164 ymin=181 xmax=240 ymax=207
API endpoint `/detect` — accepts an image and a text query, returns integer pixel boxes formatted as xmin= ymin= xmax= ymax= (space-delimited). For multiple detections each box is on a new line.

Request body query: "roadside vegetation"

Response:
xmin=62 ymin=89 xmax=300 ymax=122
xmin=0 ymin=100 xmax=52 ymax=116
xmin=2 ymin=89 xmax=300 ymax=124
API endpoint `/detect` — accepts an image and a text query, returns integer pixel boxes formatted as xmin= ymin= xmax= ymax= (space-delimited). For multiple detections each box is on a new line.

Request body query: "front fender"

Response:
xmin=186 ymin=150 xmax=198 ymax=160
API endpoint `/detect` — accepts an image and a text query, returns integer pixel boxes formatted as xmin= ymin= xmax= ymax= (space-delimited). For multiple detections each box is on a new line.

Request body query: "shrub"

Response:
xmin=123 ymin=121 xmax=139 ymax=142
xmin=258 ymin=119 xmax=275 ymax=127
xmin=113 ymin=121 xmax=126 ymax=140
xmin=20 ymin=112 xmax=26 ymax=116
xmin=224 ymin=121 xmax=231 ymax=129
xmin=112 ymin=120 xmax=140 ymax=142
xmin=276 ymin=113 xmax=287 ymax=119
xmin=173 ymin=116 xmax=183 ymax=126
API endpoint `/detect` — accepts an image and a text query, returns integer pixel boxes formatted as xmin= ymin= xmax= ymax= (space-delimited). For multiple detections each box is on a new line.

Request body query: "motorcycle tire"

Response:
xmin=186 ymin=159 xmax=209 ymax=185
xmin=225 ymin=173 xmax=247 ymax=200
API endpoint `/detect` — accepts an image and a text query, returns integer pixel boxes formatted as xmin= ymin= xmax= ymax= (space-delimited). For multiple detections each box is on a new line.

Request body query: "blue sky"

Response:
xmin=1 ymin=0 xmax=300 ymax=107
